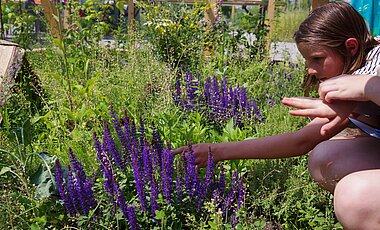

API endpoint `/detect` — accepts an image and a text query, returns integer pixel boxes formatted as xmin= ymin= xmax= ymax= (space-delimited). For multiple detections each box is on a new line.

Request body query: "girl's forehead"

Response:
xmin=297 ymin=43 xmax=332 ymax=55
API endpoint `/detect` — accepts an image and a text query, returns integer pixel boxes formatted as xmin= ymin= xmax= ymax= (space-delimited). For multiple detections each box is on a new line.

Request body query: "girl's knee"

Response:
xmin=334 ymin=172 xmax=380 ymax=230
xmin=308 ymin=141 xmax=331 ymax=183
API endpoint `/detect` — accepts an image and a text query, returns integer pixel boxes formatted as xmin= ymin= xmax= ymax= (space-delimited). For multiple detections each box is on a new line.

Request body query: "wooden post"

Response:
xmin=63 ymin=9 xmax=69 ymax=29
xmin=203 ymin=0 xmax=217 ymax=60
xmin=266 ymin=0 xmax=275 ymax=49
xmin=0 ymin=0 xmax=4 ymax=39
xmin=231 ymin=0 xmax=235 ymax=18
xmin=204 ymin=0 xmax=216 ymax=25
xmin=40 ymin=0 xmax=62 ymax=40
xmin=128 ymin=0 xmax=135 ymax=30
xmin=311 ymin=0 xmax=329 ymax=11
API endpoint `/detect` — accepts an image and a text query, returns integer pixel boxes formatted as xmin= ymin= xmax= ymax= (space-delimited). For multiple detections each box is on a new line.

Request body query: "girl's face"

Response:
xmin=297 ymin=43 xmax=345 ymax=82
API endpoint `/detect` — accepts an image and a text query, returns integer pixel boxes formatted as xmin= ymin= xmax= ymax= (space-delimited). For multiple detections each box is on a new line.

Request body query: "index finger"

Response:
xmin=173 ymin=146 xmax=188 ymax=155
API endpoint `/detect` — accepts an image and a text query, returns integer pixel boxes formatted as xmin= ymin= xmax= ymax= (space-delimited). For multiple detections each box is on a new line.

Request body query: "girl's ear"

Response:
xmin=345 ymin=38 xmax=359 ymax=57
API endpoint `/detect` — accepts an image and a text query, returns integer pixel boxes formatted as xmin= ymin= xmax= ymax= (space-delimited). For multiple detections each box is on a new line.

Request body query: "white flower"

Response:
xmin=242 ymin=32 xmax=257 ymax=47
xmin=228 ymin=30 xmax=238 ymax=36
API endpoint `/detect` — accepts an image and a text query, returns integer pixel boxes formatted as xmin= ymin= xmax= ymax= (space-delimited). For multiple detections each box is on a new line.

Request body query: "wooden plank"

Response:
xmin=311 ymin=0 xmax=329 ymax=10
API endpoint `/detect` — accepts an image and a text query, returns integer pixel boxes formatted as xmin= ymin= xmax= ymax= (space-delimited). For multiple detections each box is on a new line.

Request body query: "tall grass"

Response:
xmin=272 ymin=9 xmax=309 ymax=42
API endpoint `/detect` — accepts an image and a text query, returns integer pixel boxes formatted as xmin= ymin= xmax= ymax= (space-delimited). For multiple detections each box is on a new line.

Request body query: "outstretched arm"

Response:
xmin=173 ymin=117 xmax=347 ymax=168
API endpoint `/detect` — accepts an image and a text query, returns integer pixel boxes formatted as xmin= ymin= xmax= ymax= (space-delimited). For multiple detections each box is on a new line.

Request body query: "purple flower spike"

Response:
xmin=110 ymin=105 xmax=130 ymax=162
xmin=67 ymin=166 xmax=80 ymax=215
xmin=69 ymin=150 xmax=88 ymax=215
xmin=204 ymin=76 xmax=211 ymax=103
xmin=131 ymin=146 xmax=147 ymax=212
xmin=103 ymin=121 xmax=125 ymax=170
xmin=237 ymin=177 xmax=245 ymax=210
xmin=173 ymin=79 xmax=182 ymax=105
xmin=142 ymin=144 xmax=152 ymax=182
xmin=150 ymin=175 xmax=159 ymax=220
xmin=185 ymin=144 xmax=198 ymax=198
xmin=205 ymin=147 xmax=215 ymax=192
xmin=68 ymin=148 xmax=97 ymax=215
xmin=161 ymin=148 xmax=174 ymax=203
xmin=54 ymin=159 xmax=75 ymax=216
xmin=127 ymin=205 xmax=140 ymax=230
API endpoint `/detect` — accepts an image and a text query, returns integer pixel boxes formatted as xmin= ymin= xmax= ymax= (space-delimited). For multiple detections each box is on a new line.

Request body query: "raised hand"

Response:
xmin=319 ymin=74 xmax=372 ymax=103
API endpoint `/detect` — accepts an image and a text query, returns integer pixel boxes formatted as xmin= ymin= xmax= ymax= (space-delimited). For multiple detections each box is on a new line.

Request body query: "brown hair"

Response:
xmin=294 ymin=1 xmax=379 ymax=95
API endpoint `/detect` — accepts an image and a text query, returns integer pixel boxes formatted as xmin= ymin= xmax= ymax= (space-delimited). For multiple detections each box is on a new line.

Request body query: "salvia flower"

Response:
xmin=205 ymin=147 xmax=215 ymax=192
xmin=110 ymin=105 xmax=130 ymax=163
xmin=103 ymin=121 xmax=125 ymax=170
xmin=127 ymin=205 xmax=140 ymax=230
xmin=173 ymin=72 xmax=263 ymax=127
xmin=54 ymin=159 xmax=75 ymax=216
xmin=161 ymin=148 xmax=174 ymax=203
xmin=57 ymin=112 xmax=247 ymax=227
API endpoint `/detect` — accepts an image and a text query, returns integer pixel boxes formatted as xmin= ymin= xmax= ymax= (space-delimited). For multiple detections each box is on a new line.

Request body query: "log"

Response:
xmin=0 ymin=40 xmax=25 ymax=107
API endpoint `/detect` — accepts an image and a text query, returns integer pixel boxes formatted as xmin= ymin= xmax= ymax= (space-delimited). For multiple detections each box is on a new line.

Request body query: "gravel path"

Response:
xmin=270 ymin=42 xmax=302 ymax=63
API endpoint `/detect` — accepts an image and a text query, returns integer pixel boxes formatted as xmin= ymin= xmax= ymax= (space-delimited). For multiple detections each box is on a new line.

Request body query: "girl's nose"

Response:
xmin=307 ymin=67 xmax=317 ymax=76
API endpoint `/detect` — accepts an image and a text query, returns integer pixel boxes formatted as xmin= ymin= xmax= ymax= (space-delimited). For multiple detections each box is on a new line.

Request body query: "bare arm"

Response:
xmin=174 ymin=117 xmax=348 ymax=168
xmin=364 ymin=76 xmax=380 ymax=107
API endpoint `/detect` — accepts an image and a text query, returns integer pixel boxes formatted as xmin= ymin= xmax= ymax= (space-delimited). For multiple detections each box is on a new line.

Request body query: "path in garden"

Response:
xmin=99 ymin=38 xmax=303 ymax=64
xmin=269 ymin=42 xmax=302 ymax=64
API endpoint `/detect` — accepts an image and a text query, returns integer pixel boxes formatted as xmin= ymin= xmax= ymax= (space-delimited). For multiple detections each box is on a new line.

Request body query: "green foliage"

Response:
xmin=0 ymin=122 xmax=66 ymax=229
xmin=139 ymin=2 xmax=207 ymax=70
xmin=63 ymin=0 xmax=115 ymax=46
xmin=1 ymin=0 xmax=41 ymax=48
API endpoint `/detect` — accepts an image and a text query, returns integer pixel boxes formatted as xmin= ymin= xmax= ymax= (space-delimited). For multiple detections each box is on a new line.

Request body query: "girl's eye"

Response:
xmin=312 ymin=57 xmax=324 ymax=61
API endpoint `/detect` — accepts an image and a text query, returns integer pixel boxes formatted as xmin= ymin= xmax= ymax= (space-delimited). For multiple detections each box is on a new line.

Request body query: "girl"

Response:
xmin=174 ymin=2 xmax=380 ymax=229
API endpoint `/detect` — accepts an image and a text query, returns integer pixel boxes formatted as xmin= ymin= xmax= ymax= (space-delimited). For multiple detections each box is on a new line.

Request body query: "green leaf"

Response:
xmin=30 ymin=223 xmax=40 ymax=230
xmin=208 ymin=221 xmax=218 ymax=229
xmin=155 ymin=210 xmax=165 ymax=220
xmin=30 ymin=152 xmax=57 ymax=199
xmin=0 ymin=166 xmax=11 ymax=175
xmin=52 ymin=38 xmax=64 ymax=51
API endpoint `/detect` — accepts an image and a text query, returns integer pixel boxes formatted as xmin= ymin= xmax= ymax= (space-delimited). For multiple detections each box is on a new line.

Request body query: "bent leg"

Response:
xmin=308 ymin=135 xmax=380 ymax=193
xmin=334 ymin=170 xmax=380 ymax=230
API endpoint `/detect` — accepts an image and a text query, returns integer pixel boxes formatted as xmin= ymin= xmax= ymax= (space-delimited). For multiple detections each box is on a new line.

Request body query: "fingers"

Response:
xmin=320 ymin=116 xmax=343 ymax=136
xmin=172 ymin=146 xmax=188 ymax=155
xmin=282 ymin=97 xmax=305 ymax=109
xmin=324 ymin=91 xmax=339 ymax=103
xmin=319 ymin=82 xmax=339 ymax=102
xmin=282 ymin=97 xmax=317 ymax=109
xmin=173 ymin=145 xmax=207 ymax=169
xmin=288 ymin=109 xmax=317 ymax=117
